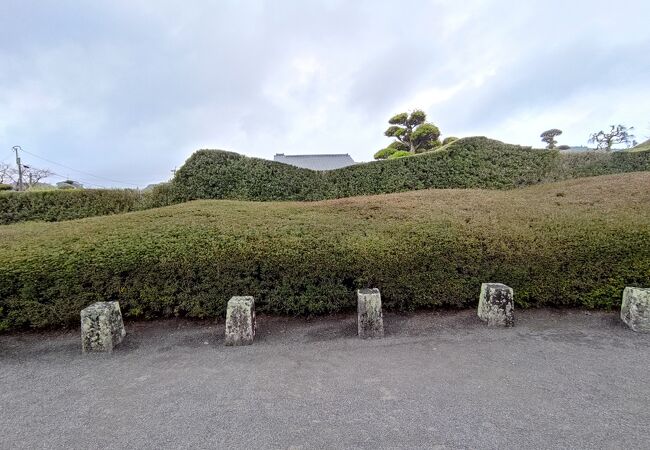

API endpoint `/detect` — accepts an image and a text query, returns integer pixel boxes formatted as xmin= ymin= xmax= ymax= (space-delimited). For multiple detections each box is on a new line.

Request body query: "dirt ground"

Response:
xmin=1 ymin=309 xmax=649 ymax=449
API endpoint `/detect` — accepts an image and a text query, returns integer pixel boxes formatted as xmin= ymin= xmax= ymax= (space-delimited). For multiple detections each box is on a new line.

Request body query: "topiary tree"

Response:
xmin=374 ymin=110 xmax=441 ymax=159
xmin=442 ymin=136 xmax=458 ymax=145
xmin=540 ymin=129 xmax=562 ymax=149
xmin=589 ymin=125 xmax=635 ymax=151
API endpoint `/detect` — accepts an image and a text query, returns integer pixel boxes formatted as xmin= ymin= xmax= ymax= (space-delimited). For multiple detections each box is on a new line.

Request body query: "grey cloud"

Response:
xmin=1 ymin=0 xmax=649 ymax=186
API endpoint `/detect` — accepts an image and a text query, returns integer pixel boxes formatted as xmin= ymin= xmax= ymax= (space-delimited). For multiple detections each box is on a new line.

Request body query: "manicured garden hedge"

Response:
xmin=1 ymin=172 xmax=649 ymax=331
xmin=0 ymin=189 xmax=144 ymax=225
xmin=160 ymin=137 xmax=650 ymax=203
xmin=3 ymin=137 xmax=649 ymax=224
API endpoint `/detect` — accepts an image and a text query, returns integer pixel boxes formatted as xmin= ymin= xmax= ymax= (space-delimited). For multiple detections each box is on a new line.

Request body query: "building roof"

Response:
xmin=56 ymin=180 xmax=83 ymax=188
xmin=273 ymin=153 xmax=356 ymax=171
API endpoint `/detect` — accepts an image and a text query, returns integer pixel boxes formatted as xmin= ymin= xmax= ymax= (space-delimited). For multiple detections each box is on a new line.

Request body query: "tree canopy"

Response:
xmin=375 ymin=110 xmax=442 ymax=159
xmin=540 ymin=129 xmax=562 ymax=149
xmin=589 ymin=125 xmax=635 ymax=151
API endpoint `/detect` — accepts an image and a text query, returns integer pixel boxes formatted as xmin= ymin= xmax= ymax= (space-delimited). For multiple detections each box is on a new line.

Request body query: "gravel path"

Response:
xmin=1 ymin=309 xmax=649 ymax=449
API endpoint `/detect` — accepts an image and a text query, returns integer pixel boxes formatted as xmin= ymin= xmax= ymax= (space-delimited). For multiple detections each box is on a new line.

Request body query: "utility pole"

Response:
xmin=12 ymin=146 xmax=23 ymax=191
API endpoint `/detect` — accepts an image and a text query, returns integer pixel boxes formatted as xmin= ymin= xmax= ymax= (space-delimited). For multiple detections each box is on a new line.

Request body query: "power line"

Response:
xmin=5 ymin=147 xmax=109 ymax=189
xmin=18 ymin=147 xmax=142 ymax=187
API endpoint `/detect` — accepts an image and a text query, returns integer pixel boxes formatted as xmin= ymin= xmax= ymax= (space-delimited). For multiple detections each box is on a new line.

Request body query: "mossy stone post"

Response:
xmin=478 ymin=283 xmax=514 ymax=327
xmin=621 ymin=287 xmax=650 ymax=332
xmin=81 ymin=301 xmax=126 ymax=353
xmin=225 ymin=296 xmax=256 ymax=346
xmin=357 ymin=288 xmax=384 ymax=338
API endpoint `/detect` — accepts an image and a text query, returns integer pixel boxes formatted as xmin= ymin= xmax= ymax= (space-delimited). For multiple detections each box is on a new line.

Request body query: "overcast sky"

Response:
xmin=1 ymin=0 xmax=649 ymax=188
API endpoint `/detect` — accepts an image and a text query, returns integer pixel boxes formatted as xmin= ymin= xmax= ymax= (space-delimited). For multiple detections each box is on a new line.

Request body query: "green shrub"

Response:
xmin=26 ymin=184 xmax=56 ymax=192
xmin=167 ymin=149 xmax=327 ymax=202
xmin=164 ymin=137 xmax=650 ymax=203
xmin=4 ymin=137 xmax=649 ymax=224
xmin=388 ymin=141 xmax=409 ymax=151
xmin=387 ymin=150 xmax=412 ymax=159
xmin=553 ymin=150 xmax=650 ymax=179
xmin=140 ymin=183 xmax=178 ymax=209
xmin=1 ymin=172 xmax=648 ymax=331
xmin=0 ymin=184 xmax=12 ymax=191
xmin=442 ymin=136 xmax=458 ymax=145
xmin=373 ymin=147 xmax=398 ymax=160
xmin=0 ymin=189 xmax=144 ymax=224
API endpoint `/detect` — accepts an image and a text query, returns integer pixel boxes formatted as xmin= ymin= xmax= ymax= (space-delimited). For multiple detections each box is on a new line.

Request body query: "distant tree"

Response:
xmin=21 ymin=165 xmax=53 ymax=187
xmin=0 ymin=163 xmax=13 ymax=184
xmin=588 ymin=125 xmax=635 ymax=151
xmin=374 ymin=110 xmax=441 ymax=159
xmin=0 ymin=163 xmax=53 ymax=188
xmin=540 ymin=129 xmax=562 ymax=149
xmin=557 ymin=145 xmax=571 ymax=151
xmin=442 ymin=136 xmax=458 ymax=145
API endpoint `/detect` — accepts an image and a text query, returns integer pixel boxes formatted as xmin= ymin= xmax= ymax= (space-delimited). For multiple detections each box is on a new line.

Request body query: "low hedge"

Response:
xmin=159 ymin=137 xmax=650 ymax=203
xmin=1 ymin=172 xmax=649 ymax=331
xmin=0 ymin=189 xmax=145 ymax=225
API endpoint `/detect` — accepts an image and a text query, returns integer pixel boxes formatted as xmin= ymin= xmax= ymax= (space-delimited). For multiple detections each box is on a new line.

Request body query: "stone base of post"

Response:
xmin=225 ymin=296 xmax=256 ymax=346
xmin=81 ymin=301 xmax=126 ymax=353
xmin=621 ymin=287 xmax=650 ymax=332
xmin=357 ymin=288 xmax=384 ymax=338
xmin=478 ymin=283 xmax=514 ymax=327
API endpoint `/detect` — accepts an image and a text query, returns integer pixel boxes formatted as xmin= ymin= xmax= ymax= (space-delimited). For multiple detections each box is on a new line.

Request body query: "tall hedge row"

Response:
xmin=1 ymin=172 xmax=649 ymax=331
xmin=162 ymin=137 xmax=650 ymax=203
xmin=2 ymin=137 xmax=649 ymax=224
xmin=0 ymin=189 xmax=144 ymax=225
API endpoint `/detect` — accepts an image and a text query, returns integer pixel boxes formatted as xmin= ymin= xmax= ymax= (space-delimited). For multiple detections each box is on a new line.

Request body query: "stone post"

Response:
xmin=621 ymin=287 xmax=650 ymax=332
xmin=357 ymin=288 xmax=384 ymax=338
xmin=478 ymin=283 xmax=514 ymax=327
xmin=81 ymin=301 xmax=126 ymax=353
xmin=225 ymin=296 xmax=256 ymax=346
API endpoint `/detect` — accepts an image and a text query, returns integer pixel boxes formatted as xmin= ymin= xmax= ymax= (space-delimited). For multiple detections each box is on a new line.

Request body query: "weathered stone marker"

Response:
xmin=621 ymin=287 xmax=650 ymax=333
xmin=478 ymin=283 xmax=514 ymax=327
xmin=357 ymin=288 xmax=384 ymax=338
xmin=80 ymin=301 xmax=126 ymax=353
xmin=225 ymin=296 xmax=256 ymax=346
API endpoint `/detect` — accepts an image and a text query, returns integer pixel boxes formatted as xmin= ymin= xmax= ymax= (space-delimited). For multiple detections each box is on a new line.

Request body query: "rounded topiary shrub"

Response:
xmin=373 ymin=147 xmax=397 ymax=160
xmin=387 ymin=150 xmax=412 ymax=159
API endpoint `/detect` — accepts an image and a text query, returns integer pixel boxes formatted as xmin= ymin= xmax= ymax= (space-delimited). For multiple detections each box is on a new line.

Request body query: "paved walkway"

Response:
xmin=1 ymin=310 xmax=649 ymax=449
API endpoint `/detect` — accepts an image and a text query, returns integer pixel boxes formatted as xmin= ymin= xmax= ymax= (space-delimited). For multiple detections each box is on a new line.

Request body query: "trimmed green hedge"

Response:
xmin=3 ymin=137 xmax=649 ymax=224
xmin=170 ymin=149 xmax=324 ymax=201
xmin=161 ymin=137 xmax=650 ymax=203
xmin=0 ymin=189 xmax=144 ymax=225
xmin=554 ymin=150 xmax=650 ymax=178
xmin=1 ymin=172 xmax=649 ymax=331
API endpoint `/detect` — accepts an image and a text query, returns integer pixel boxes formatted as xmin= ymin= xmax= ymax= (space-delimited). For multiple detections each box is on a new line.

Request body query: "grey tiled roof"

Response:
xmin=273 ymin=153 xmax=356 ymax=171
